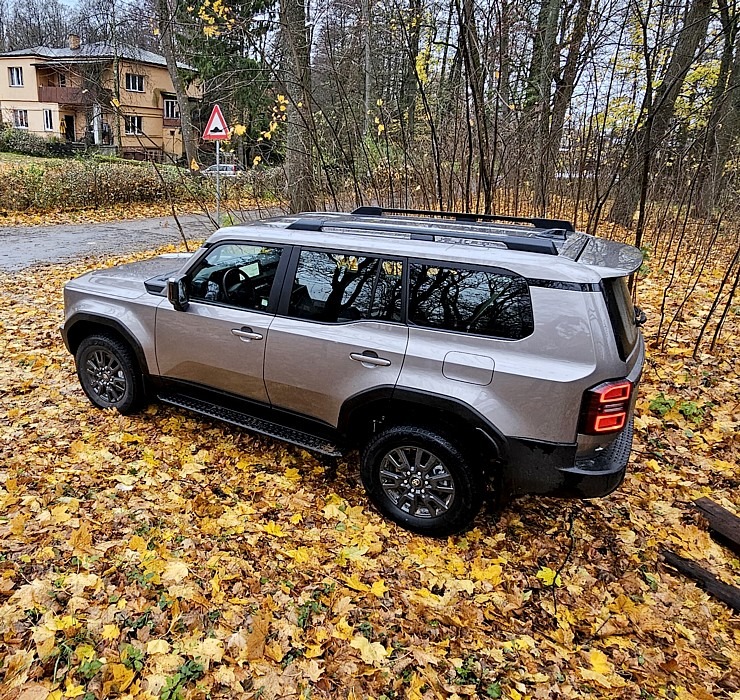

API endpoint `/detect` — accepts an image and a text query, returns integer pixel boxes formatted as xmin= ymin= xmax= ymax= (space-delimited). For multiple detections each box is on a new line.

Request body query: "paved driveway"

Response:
xmin=0 ymin=205 xmax=284 ymax=271
xmin=0 ymin=213 xmax=220 ymax=271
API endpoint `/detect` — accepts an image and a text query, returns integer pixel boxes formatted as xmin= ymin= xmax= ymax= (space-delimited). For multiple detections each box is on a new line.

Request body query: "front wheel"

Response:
xmin=75 ymin=334 xmax=145 ymax=415
xmin=360 ymin=426 xmax=483 ymax=536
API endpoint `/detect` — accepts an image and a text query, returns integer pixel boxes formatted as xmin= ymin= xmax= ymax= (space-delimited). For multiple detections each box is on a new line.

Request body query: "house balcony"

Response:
xmin=163 ymin=117 xmax=181 ymax=128
xmin=37 ymin=86 xmax=89 ymax=105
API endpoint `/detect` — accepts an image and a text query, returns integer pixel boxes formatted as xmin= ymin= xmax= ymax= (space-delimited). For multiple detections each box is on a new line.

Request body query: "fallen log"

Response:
xmin=694 ymin=497 xmax=740 ymax=556
xmin=660 ymin=548 xmax=740 ymax=613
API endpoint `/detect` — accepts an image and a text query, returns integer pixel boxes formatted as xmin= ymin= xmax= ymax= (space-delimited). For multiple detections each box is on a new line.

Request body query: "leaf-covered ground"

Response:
xmin=0 ymin=203 xmax=205 ymax=229
xmin=0 ymin=248 xmax=738 ymax=700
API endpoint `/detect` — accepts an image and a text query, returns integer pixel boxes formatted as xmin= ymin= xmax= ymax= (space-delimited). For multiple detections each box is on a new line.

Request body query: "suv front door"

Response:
xmin=264 ymin=249 xmax=408 ymax=426
xmin=155 ymin=242 xmax=287 ymax=403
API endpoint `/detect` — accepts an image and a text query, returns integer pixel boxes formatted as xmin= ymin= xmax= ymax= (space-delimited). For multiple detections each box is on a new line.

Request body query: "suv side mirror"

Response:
xmin=168 ymin=275 xmax=189 ymax=311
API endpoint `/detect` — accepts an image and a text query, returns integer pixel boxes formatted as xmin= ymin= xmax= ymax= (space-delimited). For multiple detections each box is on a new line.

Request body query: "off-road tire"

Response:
xmin=75 ymin=334 xmax=145 ymax=415
xmin=361 ymin=425 xmax=483 ymax=536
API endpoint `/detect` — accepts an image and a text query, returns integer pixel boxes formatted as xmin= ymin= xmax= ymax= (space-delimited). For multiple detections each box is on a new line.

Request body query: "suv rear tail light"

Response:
xmin=579 ymin=380 xmax=633 ymax=435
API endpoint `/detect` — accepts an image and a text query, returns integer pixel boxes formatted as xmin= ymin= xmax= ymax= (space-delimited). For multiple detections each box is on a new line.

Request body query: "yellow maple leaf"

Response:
xmin=263 ymin=522 xmax=287 ymax=537
xmin=10 ymin=514 xmax=27 ymax=535
xmin=147 ymin=639 xmax=170 ymax=655
xmin=333 ymin=617 xmax=354 ymax=640
xmin=342 ymin=574 xmax=369 ymax=593
xmin=64 ymin=679 xmax=86 ymax=698
xmin=370 ymin=580 xmax=388 ymax=598
xmin=350 ymin=635 xmax=388 ymax=665
xmin=536 ymin=567 xmax=562 ymax=587
xmin=70 ymin=521 xmax=92 ymax=553
xmin=101 ymin=624 xmax=120 ymax=641
xmin=232 ymin=123 xmax=246 ymax=137
xmin=162 ymin=560 xmax=189 ymax=584
xmin=285 ymin=547 xmax=310 ymax=564
xmin=265 ymin=640 xmax=284 ymax=663
xmin=588 ymin=649 xmax=613 ymax=675
xmin=127 ymin=534 xmax=147 ymax=553
xmin=190 ymin=158 xmax=200 ymax=171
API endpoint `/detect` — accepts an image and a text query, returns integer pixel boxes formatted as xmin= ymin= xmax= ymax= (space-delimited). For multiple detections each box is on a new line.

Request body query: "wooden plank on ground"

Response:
xmin=660 ymin=549 xmax=740 ymax=613
xmin=694 ymin=497 xmax=740 ymax=556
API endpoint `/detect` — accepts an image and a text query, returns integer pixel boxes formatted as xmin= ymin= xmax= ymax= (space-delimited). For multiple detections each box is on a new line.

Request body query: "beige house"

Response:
xmin=0 ymin=36 xmax=201 ymax=161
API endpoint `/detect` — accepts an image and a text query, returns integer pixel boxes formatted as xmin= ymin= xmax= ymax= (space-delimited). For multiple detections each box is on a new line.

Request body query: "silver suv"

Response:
xmin=62 ymin=207 xmax=645 ymax=535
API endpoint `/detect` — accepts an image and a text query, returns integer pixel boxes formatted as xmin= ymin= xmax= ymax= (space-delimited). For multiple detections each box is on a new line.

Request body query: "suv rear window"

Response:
xmin=603 ymin=276 xmax=638 ymax=359
xmin=408 ymin=263 xmax=534 ymax=339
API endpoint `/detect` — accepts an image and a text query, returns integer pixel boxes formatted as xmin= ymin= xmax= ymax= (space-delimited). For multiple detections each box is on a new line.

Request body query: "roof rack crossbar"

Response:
xmin=352 ymin=206 xmax=575 ymax=233
xmin=286 ymin=218 xmax=558 ymax=255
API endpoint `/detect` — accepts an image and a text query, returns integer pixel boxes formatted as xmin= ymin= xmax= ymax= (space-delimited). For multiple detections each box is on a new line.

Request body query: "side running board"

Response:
xmin=158 ymin=392 xmax=343 ymax=457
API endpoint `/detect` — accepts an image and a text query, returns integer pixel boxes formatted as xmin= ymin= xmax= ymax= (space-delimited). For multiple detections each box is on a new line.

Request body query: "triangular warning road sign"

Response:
xmin=203 ymin=104 xmax=229 ymax=141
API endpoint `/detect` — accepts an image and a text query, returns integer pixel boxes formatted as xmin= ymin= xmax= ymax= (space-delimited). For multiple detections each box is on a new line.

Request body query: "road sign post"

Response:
xmin=203 ymin=104 xmax=229 ymax=226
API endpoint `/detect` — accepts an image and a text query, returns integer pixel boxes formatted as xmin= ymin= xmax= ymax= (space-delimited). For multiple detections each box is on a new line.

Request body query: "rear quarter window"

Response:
xmin=408 ymin=262 xmax=534 ymax=340
xmin=602 ymin=276 xmax=639 ymax=359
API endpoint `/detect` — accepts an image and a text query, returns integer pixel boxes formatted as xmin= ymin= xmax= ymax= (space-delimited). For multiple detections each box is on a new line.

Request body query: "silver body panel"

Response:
xmin=264 ymin=318 xmax=409 ymax=425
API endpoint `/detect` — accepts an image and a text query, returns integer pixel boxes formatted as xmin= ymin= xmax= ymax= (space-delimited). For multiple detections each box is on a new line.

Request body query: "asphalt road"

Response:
xmin=0 ymin=213 xmax=218 ymax=271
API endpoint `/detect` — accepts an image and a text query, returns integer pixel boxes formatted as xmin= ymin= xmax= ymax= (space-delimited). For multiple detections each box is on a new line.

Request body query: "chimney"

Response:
xmin=68 ymin=34 xmax=81 ymax=50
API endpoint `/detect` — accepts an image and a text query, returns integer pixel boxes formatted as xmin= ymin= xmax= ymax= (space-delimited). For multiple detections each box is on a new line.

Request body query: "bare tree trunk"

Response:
xmin=608 ymin=0 xmax=712 ymax=227
xmin=281 ymin=0 xmax=316 ymax=212
xmin=399 ymin=0 xmax=422 ymax=137
xmin=545 ymin=0 xmax=592 ymax=200
xmin=456 ymin=0 xmax=492 ymax=213
xmin=695 ymin=0 xmax=739 ymax=216
xmin=527 ymin=0 xmax=560 ymax=215
xmin=155 ymin=0 xmax=198 ymax=168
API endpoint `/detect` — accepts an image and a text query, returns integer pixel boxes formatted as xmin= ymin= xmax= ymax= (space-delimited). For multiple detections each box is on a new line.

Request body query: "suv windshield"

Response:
xmin=603 ymin=276 xmax=638 ymax=360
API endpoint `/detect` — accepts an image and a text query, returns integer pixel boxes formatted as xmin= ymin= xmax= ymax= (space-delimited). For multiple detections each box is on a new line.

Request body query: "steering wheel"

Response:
xmin=221 ymin=267 xmax=251 ymax=303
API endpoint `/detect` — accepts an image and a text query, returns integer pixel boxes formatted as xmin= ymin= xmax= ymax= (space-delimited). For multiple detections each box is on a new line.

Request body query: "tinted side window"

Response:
xmin=408 ymin=263 xmax=533 ymax=339
xmin=189 ymin=243 xmax=283 ymax=311
xmin=289 ymin=250 xmax=402 ymax=323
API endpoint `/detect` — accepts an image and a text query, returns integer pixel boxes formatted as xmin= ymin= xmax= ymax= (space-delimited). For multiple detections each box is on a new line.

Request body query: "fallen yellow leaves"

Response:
xmin=0 ymin=247 xmax=738 ymax=699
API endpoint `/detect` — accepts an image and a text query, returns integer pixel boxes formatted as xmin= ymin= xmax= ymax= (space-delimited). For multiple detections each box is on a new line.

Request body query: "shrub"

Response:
xmin=0 ymin=128 xmax=50 ymax=157
xmin=0 ymin=159 xmax=210 ymax=212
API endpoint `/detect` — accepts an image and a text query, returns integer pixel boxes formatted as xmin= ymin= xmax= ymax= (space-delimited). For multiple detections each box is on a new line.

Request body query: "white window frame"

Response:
xmin=124 ymin=115 xmax=143 ymax=135
xmin=9 ymin=66 xmax=23 ymax=87
xmin=125 ymin=73 xmax=144 ymax=92
xmin=12 ymin=109 xmax=28 ymax=129
xmin=164 ymin=98 xmax=180 ymax=120
xmin=43 ymin=109 xmax=53 ymax=131
xmin=58 ymin=73 xmax=67 ymax=87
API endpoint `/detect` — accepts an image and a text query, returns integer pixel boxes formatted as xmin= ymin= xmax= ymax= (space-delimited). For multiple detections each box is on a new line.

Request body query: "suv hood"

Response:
xmin=67 ymin=254 xmax=192 ymax=298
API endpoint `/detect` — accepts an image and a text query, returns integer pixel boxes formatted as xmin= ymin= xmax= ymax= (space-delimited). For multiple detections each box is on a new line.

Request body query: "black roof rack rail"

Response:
xmin=286 ymin=218 xmax=558 ymax=255
xmin=351 ymin=205 xmax=575 ymax=233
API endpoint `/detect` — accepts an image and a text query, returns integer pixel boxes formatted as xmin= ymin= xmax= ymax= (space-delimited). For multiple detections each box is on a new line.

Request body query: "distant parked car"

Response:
xmin=202 ymin=163 xmax=244 ymax=178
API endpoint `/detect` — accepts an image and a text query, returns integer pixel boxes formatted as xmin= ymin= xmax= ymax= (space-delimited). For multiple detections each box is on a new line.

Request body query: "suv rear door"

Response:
xmin=155 ymin=241 xmax=288 ymax=403
xmin=264 ymin=248 xmax=408 ymax=426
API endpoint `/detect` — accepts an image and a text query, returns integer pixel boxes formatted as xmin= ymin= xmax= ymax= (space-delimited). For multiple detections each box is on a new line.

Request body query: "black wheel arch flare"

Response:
xmin=337 ymin=385 xmax=508 ymax=462
xmin=62 ymin=313 xmax=150 ymax=377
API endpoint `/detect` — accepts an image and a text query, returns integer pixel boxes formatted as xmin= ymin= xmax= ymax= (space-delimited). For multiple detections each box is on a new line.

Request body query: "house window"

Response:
xmin=124 ymin=115 xmax=143 ymax=134
xmin=12 ymin=109 xmax=28 ymax=129
xmin=9 ymin=67 xmax=23 ymax=87
xmin=58 ymin=73 xmax=66 ymax=87
xmin=43 ymin=109 xmax=53 ymax=131
xmin=164 ymin=98 xmax=180 ymax=120
xmin=125 ymin=73 xmax=144 ymax=92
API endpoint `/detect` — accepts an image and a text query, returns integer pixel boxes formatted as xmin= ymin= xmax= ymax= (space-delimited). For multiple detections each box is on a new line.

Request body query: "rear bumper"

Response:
xmin=503 ymin=419 xmax=633 ymax=498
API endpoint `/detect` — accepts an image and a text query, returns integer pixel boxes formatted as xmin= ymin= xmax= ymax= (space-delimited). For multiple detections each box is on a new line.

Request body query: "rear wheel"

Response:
xmin=361 ymin=425 xmax=483 ymax=536
xmin=75 ymin=334 xmax=145 ymax=415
